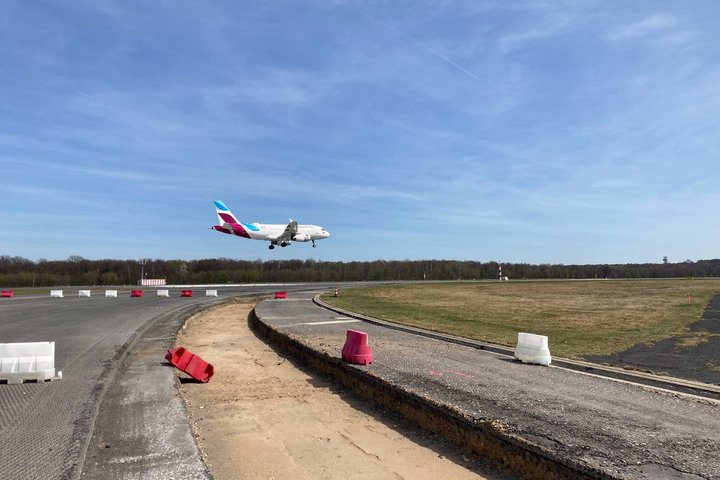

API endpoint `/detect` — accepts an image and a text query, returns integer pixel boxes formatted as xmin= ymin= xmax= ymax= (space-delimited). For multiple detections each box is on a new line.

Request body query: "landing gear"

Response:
xmin=312 ymin=240 xmax=316 ymax=248
xmin=268 ymin=244 xmax=275 ymax=250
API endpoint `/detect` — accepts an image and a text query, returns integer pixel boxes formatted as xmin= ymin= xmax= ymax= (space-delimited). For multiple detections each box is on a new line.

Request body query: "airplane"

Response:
xmin=211 ymin=200 xmax=330 ymax=250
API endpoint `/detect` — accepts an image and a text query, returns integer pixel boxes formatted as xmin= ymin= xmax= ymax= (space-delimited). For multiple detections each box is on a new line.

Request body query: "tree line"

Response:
xmin=0 ymin=255 xmax=718 ymax=287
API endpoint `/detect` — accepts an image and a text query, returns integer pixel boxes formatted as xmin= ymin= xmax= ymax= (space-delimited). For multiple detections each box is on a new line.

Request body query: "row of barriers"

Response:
xmin=2 ymin=289 xmax=550 ymax=387
xmin=0 ymin=289 xmax=221 ymax=299
xmin=30 ymin=289 xmax=221 ymax=298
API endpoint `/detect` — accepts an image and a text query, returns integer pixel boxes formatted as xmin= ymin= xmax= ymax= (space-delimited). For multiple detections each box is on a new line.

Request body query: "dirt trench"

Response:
xmin=175 ymin=300 xmax=512 ymax=480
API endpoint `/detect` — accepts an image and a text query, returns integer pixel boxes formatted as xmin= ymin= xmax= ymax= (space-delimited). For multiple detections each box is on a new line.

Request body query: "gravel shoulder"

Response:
xmin=176 ymin=300 xmax=512 ymax=480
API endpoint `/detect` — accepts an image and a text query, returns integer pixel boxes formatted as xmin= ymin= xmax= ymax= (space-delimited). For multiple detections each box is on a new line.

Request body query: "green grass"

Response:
xmin=1 ymin=288 xmax=53 ymax=296
xmin=322 ymin=280 xmax=720 ymax=358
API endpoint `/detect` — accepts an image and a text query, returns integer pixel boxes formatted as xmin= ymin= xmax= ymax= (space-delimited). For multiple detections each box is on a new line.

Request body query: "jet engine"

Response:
xmin=292 ymin=233 xmax=311 ymax=242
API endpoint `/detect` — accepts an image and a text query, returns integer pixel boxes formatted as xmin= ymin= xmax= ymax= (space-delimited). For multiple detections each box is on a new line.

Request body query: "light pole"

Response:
xmin=139 ymin=258 xmax=146 ymax=285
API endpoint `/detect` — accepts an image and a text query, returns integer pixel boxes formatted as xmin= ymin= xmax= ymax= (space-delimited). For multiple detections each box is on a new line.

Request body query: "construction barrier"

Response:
xmin=78 ymin=290 xmax=91 ymax=298
xmin=105 ymin=290 xmax=118 ymax=298
xmin=130 ymin=290 xmax=143 ymax=297
xmin=157 ymin=289 xmax=170 ymax=298
xmin=165 ymin=346 xmax=214 ymax=383
xmin=341 ymin=329 xmax=374 ymax=366
xmin=181 ymin=290 xmax=193 ymax=297
xmin=0 ymin=342 xmax=63 ymax=384
xmin=1 ymin=290 xmax=13 ymax=298
xmin=274 ymin=291 xmax=287 ymax=299
xmin=514 ymin=332 xmax=552 ymax=366
xmin=206 ymin=289 xmax=218 ymax=297
xmin=50 ymin=290 xmax=63 ymax=298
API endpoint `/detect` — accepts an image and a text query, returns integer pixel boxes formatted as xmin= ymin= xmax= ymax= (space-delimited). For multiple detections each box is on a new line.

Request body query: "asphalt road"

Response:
xmin=256 ymin=292 xmax=720 ymax=480
xmin=0 ymin=284 xmax=340 ymax=480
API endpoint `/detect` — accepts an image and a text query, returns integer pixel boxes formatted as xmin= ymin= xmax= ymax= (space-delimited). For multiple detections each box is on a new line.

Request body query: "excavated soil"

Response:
xmin=175 ymin=300 xmax=513 ymax=480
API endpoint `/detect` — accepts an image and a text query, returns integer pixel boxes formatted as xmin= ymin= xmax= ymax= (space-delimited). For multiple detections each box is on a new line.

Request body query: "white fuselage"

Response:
xmin=242 ymin=223 xmax=329 ymax=242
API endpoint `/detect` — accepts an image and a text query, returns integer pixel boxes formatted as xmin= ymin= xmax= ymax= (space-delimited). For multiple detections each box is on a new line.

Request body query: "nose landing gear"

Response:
xmin=268 ymin=244 xmax=275 ymax=250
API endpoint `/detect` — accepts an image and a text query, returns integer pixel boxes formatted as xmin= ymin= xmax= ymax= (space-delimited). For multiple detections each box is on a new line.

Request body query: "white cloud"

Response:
xmin=606 ymin=13 xmax=678 ymax=41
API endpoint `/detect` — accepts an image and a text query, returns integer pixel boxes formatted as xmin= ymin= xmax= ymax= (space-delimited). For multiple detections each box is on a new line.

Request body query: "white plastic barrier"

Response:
xmin=0 ymin=342 xmax=63 ymax=384
xmin=78 ymin=290 xmax=91 ymax=298
xmin=105 ymin=290 xmax=118 ymax=298
xmin=206 ymin=289 xmax=218 ymax=297
xmin=157 ymin=289 xmax=170 ymax=298
xmin=50 ymin=290 xmax=63 ymax=298
xmin=514 ymin=332 xmax=552 ymax=366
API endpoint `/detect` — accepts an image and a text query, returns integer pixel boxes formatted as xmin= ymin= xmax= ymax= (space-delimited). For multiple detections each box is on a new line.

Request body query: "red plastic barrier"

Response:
xmin=274 ymin=291 xmax=287 ymax=299
xmin=181 ymin=289 xmax=193 ymax=297
xmin=130 ymin=290 xmax=144 ymax=297
xmin=165 ymin=346 xmax=214 ymax=383
xmin=341 ymin=329 xmax=373 ymax=366
xmin=1 ymin=290 xmax=14 ymax=298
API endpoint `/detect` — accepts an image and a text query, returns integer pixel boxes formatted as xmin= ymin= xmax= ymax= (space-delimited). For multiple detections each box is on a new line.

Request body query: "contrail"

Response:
xmin=418 ymin=43 xmax=484 ymax=82
xmin=356 ymin=7 xmax=484 ymax=83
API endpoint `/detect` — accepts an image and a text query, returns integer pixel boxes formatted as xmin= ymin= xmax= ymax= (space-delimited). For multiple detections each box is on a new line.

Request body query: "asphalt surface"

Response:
xmin=256 ymin=292 xmax=720 ymax=480
xmin=587 ymin=295 xmax=720 ymax=384
xmin=0 ymin=284 xmax=342 ymax=480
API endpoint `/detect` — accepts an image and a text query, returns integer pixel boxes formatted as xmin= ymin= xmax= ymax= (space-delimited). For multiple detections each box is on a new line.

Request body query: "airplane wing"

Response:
xmin=269 ymin=219 xmax=298 ymax=242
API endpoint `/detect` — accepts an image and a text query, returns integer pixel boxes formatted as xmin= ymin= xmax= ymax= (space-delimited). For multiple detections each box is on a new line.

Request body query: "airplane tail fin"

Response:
xmin=214 ymin=200 xmax=239 ymax=225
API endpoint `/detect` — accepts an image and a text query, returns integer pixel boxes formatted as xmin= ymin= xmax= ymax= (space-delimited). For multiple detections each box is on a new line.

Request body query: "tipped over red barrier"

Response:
xmin=165 ymin=346 xmax=214 ymax=383
xmin=130 ymin=290 xmax=143 ymax=297
xmin=181 ymin=289 xmax=193 ymax=297
xmin=342 ymin=329 xmax=373 ymax=366
xmin=274 ymin=291 xmax=287 ymax=299
xmin=1 ymin=290 xmax=14 ymax=298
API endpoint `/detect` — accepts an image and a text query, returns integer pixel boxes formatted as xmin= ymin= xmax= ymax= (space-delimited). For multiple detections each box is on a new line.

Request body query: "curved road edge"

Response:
xmin=251 ymin=302 xmax=613 ymax=480
xmin=313 ymin=294 xmax=720 ymax=401
xmin=78 ymin=298 xmax=233 ymax=479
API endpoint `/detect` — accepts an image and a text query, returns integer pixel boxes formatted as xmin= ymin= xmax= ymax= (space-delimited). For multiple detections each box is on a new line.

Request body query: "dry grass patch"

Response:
xmin=323 ymin=280 xmax=720 ymax=358
xmin=673 ymin=332 xmax=716 ymax=350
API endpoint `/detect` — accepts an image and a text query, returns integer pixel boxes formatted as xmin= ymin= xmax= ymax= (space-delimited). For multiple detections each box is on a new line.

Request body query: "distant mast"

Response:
xmin=498 ymin=263 xmax=508 ymax=281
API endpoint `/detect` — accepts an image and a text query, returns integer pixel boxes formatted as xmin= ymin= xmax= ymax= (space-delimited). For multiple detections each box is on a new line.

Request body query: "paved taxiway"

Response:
xmin=256 ymin=292 xmax=720 ymax=479
xmin=0 ymin=284 xmax=338 ymax=480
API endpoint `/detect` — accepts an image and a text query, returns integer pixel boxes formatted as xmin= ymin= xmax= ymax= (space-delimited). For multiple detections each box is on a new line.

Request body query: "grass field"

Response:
xmin=321 ymin=279 xmax=720 ymax=358
xmin=0 ymin=288 xmax=51 ymax=296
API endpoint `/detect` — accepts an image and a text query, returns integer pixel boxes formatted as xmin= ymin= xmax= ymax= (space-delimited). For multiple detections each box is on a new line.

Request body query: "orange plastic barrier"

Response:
xmin=181 ymin=289 xmax=193 ymax=297
xmin=274 ymin=291 xmax=287 ymax=299
xmin=341 ymin=329 xmax=374 ymax=366
xmin=1 ymin=290 xmax=14 ymax=298
xmin=130 ymin=290 xmax=144 ymax=297
xmin=165 ymin=346 xmax=214 ymax=383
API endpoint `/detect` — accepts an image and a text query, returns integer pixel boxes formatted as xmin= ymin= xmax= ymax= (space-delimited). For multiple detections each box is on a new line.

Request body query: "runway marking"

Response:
xmin=282 ymin=319 xmax=361 ymax=327
xmin=427 ymin=369 xmax=474 ymax=379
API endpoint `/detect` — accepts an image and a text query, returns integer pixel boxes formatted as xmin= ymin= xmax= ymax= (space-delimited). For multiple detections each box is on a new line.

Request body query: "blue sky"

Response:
xmin=1 ymin=1 xmax=719 ymax=264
